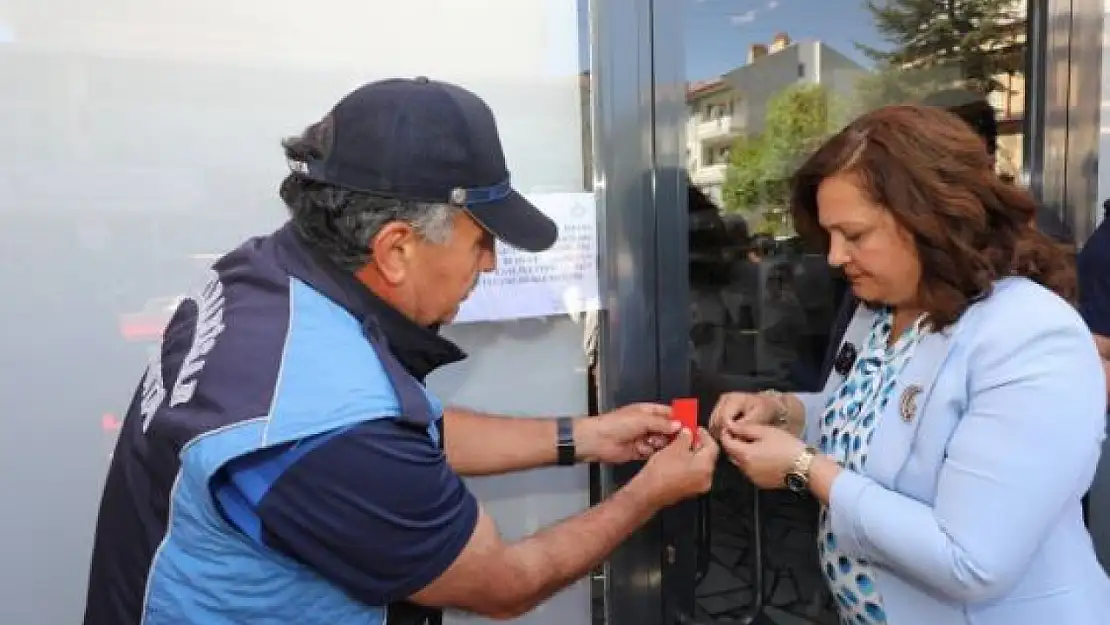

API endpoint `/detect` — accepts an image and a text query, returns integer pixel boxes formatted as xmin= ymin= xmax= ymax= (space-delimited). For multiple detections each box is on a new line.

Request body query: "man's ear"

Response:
xmin=368 ymin=221 xmax=419 ymax=285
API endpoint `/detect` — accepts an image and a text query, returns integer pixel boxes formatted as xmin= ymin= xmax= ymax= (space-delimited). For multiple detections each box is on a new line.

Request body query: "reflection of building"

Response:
xmin=686 ymin=79 xmax=737 ymax=204
xmin=992 ymin=72 xmax=1026 ymax=177
xmin=685 ymin=33 xmax=865 ymax=204
xmin=890 ymin=1 xmax=1029 ymax=177
xmin=989 ymin=2 xmax=1029 ymax=178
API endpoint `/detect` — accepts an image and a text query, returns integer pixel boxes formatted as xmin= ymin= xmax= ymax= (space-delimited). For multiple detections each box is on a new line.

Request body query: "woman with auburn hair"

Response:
xmin=708 ymin=105 xmax=1109 ymax=625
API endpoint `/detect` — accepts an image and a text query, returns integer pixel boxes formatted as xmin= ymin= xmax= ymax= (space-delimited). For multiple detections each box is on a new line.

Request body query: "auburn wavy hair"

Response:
xmin=791 ymin=104 xmax=1076 ymax=329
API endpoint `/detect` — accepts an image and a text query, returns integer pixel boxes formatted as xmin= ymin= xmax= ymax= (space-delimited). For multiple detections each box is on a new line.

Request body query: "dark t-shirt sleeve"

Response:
xmin=211 ymin=418 xmax=478 ymax=607
xmin=1079 ymin=226 xmax=1110 ymax=337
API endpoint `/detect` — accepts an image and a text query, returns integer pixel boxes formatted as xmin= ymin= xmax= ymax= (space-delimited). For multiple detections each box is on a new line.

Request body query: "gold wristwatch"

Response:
xmin=783 ymin=446 xmax=818 ymax=493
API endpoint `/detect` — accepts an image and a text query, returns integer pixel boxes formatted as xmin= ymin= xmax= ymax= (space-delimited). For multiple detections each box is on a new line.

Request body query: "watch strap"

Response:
xmin=556 ymin=416 xmax=576 ymax=466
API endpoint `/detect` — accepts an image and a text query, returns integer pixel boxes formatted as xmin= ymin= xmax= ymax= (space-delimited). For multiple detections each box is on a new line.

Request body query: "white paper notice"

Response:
xmin=453 ymin=192 xmax=600 ymax=324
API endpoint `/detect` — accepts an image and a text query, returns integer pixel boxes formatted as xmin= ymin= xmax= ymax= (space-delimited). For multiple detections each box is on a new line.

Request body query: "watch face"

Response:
xmin=784 ymin=473 xmax=807 ymax=493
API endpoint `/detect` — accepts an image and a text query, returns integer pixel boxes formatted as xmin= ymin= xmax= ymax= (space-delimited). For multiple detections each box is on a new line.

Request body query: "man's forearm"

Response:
xmin=443 ymin=407 xmax=568 ymax=476
xmin=496 ymin=478 xmax=659 ymax=617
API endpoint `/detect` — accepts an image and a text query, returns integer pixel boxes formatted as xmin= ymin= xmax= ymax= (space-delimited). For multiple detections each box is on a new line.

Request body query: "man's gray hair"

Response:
xmin=278 ymin=116 xmax=457 ymax=271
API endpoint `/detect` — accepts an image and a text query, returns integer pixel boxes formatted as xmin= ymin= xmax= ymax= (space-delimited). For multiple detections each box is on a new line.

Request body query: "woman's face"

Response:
xmin=816 ymin=174 xmax=922 ymax=308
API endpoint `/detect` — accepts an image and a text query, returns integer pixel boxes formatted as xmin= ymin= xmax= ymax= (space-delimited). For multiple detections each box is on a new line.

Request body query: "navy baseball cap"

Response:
xmin=295 ymin=76 xmax=558 ymax=253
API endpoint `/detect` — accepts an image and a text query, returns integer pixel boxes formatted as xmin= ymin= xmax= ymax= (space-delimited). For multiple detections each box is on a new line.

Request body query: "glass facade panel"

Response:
xmin=0 ymin=2 xmax=595 ymax=624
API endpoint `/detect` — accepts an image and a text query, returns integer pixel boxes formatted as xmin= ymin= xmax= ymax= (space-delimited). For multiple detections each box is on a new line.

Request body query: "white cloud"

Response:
xmin=767 ymin=0 xmax=780 ymax=8
xmin=730 ymin=10 xmax=757 ymax=25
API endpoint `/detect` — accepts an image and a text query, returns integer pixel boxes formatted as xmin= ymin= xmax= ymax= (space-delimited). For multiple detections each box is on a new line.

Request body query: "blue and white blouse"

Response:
xmin=816 ymin=307 xmax=928 ymax=625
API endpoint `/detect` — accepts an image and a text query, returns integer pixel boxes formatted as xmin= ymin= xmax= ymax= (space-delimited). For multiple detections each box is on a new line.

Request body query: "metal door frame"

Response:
xmin=590 ymin=0 xmax=688 ymax=624
xmin=589 ymin=1 xmax=667 ymax=624
xmin=1027 ymin=0 xmax=1103 ymax=244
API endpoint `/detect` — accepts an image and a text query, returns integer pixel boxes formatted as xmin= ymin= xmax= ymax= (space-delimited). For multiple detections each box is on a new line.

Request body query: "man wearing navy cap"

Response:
xmin=82 ymin=77 xmax=719 ymax=625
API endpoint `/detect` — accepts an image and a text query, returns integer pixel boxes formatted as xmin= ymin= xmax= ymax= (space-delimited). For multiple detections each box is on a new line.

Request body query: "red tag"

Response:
xmin=671 ymin=398 xmax=699 ymax=445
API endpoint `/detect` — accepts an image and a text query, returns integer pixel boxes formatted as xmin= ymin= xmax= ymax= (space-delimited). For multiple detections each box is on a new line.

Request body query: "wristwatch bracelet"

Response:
xmin=760 ymin=389 xmax=791 ymax=428
xmin=784 ymin=445 xmax=818 ymax=493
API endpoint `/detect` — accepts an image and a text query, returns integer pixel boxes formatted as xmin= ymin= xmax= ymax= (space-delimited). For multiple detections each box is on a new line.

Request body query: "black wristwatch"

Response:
xmin=556 ymin=416 xmax=577 ymax=466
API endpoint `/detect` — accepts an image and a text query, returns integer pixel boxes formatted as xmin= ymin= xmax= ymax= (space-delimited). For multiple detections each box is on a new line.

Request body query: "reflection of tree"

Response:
xmin=722 ymin=85 xmax=844 ymax=236
xmin=853 ymin=66 xmax=919 ymax=112
xmin=854 ymin=0 xmax=1026 ymax=109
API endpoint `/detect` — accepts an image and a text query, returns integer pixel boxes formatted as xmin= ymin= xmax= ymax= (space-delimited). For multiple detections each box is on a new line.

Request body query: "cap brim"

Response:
xmin=466 ymin=190 xmax=558 ymax=253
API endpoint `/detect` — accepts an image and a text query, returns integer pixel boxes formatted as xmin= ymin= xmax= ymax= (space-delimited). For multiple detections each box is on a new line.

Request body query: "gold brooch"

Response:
xmin=899 ymin=385 xmax=923 ymax=423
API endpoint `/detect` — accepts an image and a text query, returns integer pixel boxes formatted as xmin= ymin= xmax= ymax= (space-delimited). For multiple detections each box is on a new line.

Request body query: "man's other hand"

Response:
xmin=628 ymin=428 xmax=719 ymax=508
xmin=575 ymin=403 xmax=681 ymax=465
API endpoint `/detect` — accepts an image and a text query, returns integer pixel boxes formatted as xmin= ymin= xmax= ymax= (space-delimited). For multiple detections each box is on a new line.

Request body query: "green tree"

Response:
xmin=855 ymin=0 xmax=1025 ymax=105
xmin=722 ymin=84 xmax=843 ymax=235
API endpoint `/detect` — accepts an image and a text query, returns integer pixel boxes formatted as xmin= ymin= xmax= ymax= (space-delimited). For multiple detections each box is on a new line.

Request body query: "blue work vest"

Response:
xmin=84 ymin=223 xmax=453 ymax=625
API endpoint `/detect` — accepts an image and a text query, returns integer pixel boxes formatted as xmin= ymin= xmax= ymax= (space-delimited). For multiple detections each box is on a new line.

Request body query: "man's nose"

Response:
xmin=480 ymin=247 xmax=497 ymax=272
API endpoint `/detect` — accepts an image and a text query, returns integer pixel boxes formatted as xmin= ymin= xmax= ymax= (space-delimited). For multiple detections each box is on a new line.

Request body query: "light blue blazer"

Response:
xmin=798 ymin=277 xmax=1110 ymax=625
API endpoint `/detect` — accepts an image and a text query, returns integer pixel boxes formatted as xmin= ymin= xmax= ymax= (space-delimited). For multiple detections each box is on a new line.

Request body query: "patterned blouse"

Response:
xmin=816 ymin=307 xmax=928 ymax=625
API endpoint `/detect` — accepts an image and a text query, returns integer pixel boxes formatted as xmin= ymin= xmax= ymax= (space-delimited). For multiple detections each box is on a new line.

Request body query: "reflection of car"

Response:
xmin=118 ymin=295 xmax=185 ymax=342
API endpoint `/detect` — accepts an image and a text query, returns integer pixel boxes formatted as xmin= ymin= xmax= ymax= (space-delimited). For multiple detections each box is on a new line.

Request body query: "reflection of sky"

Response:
xmin=577 ymin=0 xmax=885 ymax=80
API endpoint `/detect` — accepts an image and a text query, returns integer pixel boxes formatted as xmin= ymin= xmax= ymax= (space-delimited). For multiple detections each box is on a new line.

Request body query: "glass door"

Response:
xmin=671 ymin=1 xmax=1037 ymax=623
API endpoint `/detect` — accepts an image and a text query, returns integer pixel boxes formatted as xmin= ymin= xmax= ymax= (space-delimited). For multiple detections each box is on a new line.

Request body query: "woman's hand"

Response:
xmin=708 ymin=392 xmax=781 ymax=438
xmin=719 ymin=421 xmax=806 ymax=490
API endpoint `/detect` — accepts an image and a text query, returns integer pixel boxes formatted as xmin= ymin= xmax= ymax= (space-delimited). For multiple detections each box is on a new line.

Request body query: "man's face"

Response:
xmin=359 ymin=210 xmax=497 ymax=327
xmin=408 ymin=211 xmax=497 ymax=326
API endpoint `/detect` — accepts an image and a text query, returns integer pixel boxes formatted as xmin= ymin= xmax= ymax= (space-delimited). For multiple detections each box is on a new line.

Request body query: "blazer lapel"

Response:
xmin=821 ymin=304 xmax=877 ymax=395
xmin=864 ymin=326 xmax=955 ymax=486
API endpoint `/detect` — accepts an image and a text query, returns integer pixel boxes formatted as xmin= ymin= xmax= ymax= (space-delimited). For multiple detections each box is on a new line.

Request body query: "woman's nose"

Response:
xmin=827 ymin=239 xmax=849 ymax=268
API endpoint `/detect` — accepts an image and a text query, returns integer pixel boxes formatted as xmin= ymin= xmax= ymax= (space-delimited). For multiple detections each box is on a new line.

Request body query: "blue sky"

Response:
xmin=578 ymin=0 xmax=887 ymax=81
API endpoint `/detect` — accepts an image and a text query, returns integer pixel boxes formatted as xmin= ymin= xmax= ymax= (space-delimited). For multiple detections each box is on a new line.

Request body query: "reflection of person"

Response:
xmin=747 ymin=233 xmax=775 ymax=263
xmin=919 ymin=88 xmax=1071 ymax=239
xmin=710 ymin=106 xmax=1109 ymax=624
xmin=819 ymin=89 xmax=1073 ymax=382
xmin=82 ymin=77 xmax=719 ymax=625
xmin=689 ymin=184 xmax=740 ymax=376
xmin=919 ymin=89 xmax=1000 ymax=167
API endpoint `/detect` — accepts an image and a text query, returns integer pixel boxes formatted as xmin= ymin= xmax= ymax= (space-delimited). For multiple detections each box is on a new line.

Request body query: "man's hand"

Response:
xmin=576 ymin=403 xmax=681 ymax=464
xmin=627 ymin=428 xmax=719 ymax=508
